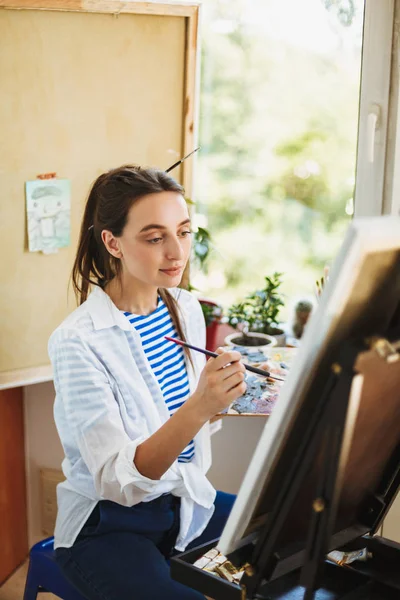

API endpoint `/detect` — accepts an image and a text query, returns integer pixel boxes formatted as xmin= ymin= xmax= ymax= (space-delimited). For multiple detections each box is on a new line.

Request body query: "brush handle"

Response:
xmin=166 ymin=337 xmax=277 ymax=379
xmin=242 ymin=363 xmax=274 ymax=378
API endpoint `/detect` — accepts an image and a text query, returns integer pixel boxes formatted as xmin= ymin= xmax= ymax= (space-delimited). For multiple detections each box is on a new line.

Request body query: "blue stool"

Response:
xmin=23 ymin=537 xmax=86 ymax=600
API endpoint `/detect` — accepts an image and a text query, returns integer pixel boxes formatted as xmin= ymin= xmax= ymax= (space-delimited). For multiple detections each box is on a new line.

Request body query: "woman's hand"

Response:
xmin=135 ymin=349 xmax=246 ymax=479
xmin=189 ymin=348 xmax=247 ymax=421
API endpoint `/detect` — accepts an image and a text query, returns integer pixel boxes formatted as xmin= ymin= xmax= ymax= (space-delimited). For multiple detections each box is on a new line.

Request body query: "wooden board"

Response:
xmin=0 ymin=388 xmax=28 ymax=584
xmin=0 ymin=2 xmax=199 ymax=382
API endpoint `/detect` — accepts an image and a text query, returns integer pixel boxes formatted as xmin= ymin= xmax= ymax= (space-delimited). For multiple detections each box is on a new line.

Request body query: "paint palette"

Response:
xmin=222 ymin=347 xmax=297 ymax=416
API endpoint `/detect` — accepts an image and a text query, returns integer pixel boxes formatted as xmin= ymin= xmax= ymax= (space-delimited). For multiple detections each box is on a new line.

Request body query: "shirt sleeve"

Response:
xmin=49 ymin=328 xmax=161 ymax=506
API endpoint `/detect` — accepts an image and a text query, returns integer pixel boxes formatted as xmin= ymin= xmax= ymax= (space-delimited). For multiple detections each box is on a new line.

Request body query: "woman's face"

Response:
xmin=102 ymin=191 xmax=192 ymax=289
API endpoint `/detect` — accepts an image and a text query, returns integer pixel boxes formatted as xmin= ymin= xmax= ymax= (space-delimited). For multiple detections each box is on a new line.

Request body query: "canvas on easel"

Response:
xmin=218 ymin=215 xmax=400 ymax=557
xmin=171 ymin=215 xmax=400 ymax=600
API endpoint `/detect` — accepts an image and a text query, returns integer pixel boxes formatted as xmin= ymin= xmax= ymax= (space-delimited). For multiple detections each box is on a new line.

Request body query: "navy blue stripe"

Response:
xmin=141 ymin=322 xmax=174 ymax=342
xmin=166 ymin=401 xmax=185 ymax=412
xmin=167 ymin=400 xmax=190 ymax=413
xmin=163 ymin=386 xmax=190 ymax=402
xmin=141 ymin=340 xmax=169 ymax=355
xmin=149 ymin=345 xmax=183 ymax=364
xmin=157 ymin=365 xmax=187 ymax=386
xmin=181 ymin=448 xmax=195 ymax=456
xmin=161 ymin=376 xmax=188 ymax=392
xmin=152 ymin=356 xmax=183 ymax=375
xmin=141 ymin=337 xmax=171 ymax=355
xmin=178 ymin=454 xmax=195 ymax=463
xmin=164 ymin=389 xmax=190 ymax=404
xmin=136 ymin=318 xmax=173 ymax=340
xmin=145 ymin=346 xmax=176 ymax=363
xmin=125 ymin=305 xmax=168 ymax=328
xmin=164 ymin=393 xmax=190 ymax=410
xmin=164 ymin=395 xmax=190 ymax=409
xmin=136 ymin=313 xmax=171 ymax=334
xmin=179 ymin=450 xmax=195 ymax=458
xmin=180 ymin=445 xmax=195 ymax=455
xmin=141 ymin=327 xmax=175 ymax=349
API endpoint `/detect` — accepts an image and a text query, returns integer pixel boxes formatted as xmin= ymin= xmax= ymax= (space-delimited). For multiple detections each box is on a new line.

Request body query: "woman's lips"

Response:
xmin=160 ymin=267 xmax=183 ymax=276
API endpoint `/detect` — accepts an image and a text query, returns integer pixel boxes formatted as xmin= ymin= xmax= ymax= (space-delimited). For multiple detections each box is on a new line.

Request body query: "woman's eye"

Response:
xmin=180 ymin=230 xmax=192 ymax=237
xmin=148 ymin=237 xmax=163 ymax=244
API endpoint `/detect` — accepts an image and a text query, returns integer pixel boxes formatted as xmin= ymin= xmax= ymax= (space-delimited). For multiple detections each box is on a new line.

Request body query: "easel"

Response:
xmin=241 ymin=329 xmax=400 ymax=599
xmin=242 ymin=358 xmax=354 ymax=598
xmin=172 ymin=329 xmax=400 ymax=600
xmin=171 ymin=221 xmax=400 ymax=599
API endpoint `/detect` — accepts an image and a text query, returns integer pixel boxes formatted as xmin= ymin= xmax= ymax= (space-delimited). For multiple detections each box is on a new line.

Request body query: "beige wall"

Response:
xmin=23 ymin=381 xmax=400 ymax=547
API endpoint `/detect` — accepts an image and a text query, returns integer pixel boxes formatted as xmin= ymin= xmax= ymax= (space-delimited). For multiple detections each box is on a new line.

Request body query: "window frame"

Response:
xmin=354 ymin=0 xmax=395 ymax=217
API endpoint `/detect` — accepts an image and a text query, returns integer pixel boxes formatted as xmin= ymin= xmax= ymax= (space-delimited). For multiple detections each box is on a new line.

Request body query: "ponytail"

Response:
xmin=159 ymin=288 xmax=194 ymax=371
xmin=71 ymin=174 xmax=117 ymax=304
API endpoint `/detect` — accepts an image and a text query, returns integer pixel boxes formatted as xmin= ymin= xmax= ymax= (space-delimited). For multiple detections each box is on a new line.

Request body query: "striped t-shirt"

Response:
xmin=123 ymin=297 xmax=195 ymax=463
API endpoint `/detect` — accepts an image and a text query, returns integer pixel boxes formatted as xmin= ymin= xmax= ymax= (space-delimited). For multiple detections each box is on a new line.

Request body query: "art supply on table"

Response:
xmin=230 ymin=375 xmax=279 ymax=415
xmin=327 ymin=548 xmax=372 ymax=566
xmin=223 ymin=347 xmax=297 ymax=416
xmin=193 ymin=548 xmax=249 ymax=585
xmin=164 ymin=336 xmax=284 ymax=381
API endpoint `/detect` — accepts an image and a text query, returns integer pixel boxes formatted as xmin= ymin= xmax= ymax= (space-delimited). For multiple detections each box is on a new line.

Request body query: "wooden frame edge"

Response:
xmin=0 ymin=0 xmax=200 ymax=18
xmin=181 ymin=2 xmax=199 ymax=198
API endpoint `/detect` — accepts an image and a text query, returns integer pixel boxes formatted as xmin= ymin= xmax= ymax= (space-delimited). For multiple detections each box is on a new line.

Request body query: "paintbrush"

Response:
xmin=164 ymin=336 xmax=284 ymax=381
xmin=165 ymin=147 xmax=200 ymax=173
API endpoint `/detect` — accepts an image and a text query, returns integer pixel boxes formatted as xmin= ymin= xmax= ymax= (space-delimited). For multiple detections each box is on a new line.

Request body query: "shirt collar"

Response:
xmin=85 ymin=286 xmax=132 ymax=331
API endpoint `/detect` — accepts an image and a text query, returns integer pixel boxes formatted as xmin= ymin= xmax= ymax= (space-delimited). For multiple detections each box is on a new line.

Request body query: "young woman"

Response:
xmin=49 ymin=165 xmax=247 ymax=599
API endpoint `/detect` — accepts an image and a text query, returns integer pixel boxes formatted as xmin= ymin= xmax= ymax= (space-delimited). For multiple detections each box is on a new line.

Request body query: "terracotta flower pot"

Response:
xmin=224 ymin=331 xmax=277 ymax=350
xmin=266 ymin=326 xmax=286 ymax=347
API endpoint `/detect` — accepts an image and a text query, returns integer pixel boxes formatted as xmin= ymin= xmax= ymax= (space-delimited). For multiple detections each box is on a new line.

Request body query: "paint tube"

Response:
xmin=327 ymin=548 xmax=372 ymax=566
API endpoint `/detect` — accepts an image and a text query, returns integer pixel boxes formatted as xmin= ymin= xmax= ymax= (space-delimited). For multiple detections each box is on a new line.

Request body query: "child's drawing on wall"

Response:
xmin=26 ymin=179 xmax=71 ymax=254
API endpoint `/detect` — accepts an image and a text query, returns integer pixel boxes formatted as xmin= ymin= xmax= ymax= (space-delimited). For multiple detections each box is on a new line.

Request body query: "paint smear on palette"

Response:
xmin=229 ymin=375 xmax=282 ymax=415
xmin=225 ymin=347 xmax=297 ymax=416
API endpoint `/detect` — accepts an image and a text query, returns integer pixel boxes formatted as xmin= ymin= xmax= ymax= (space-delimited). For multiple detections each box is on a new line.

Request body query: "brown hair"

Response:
xmin=72 ymin=165 xmax=193 ymax=366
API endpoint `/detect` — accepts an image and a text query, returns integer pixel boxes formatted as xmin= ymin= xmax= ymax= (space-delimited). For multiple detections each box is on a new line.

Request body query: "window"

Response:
xmin=192 ymin=0 xmax=391 ymax=320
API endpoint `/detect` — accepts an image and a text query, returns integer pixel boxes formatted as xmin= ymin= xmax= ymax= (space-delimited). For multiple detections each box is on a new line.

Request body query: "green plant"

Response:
xmin=192 ymin=227 xmax=212 ymax=271
xmin=185 ymin=226 xmax=213 ymax=293
xmin=182 ymin=199 xmax=213 ymax=292
xmin=227 ymin=272 xmax=285 ymax=335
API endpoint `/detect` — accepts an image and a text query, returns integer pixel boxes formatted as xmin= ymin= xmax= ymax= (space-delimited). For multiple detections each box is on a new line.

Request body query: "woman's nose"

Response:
xmin=165 ymin=236 xmax=184 ymax=260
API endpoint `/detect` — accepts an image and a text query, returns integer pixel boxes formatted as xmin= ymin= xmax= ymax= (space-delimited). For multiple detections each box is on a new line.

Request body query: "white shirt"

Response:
xmin=49 ymin=286 xmax=217 ymax=550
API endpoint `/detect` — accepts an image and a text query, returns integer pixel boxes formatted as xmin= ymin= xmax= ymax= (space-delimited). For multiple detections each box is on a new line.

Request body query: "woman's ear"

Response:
xmin=101 ymin=230 xmax=123 ymax=259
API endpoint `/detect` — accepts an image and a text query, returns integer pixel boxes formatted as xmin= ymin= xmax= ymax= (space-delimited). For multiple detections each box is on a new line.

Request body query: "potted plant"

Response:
xmin=292 ymin=299 xmax=313 ymax=339
xmin=225 ymin=272 xmax=286 ymax=348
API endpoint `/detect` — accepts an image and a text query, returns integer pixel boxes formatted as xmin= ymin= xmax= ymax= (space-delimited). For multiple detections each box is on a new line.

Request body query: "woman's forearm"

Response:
xmin=135 ymin=349 xmax=247 ymax=480
xmin=134 ymin=394 xmax=207 ymax=480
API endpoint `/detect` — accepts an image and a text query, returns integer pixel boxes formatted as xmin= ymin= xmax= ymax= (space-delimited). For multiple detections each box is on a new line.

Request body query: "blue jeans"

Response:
xmin=55 ymin=491 xmax=235 ymax=600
